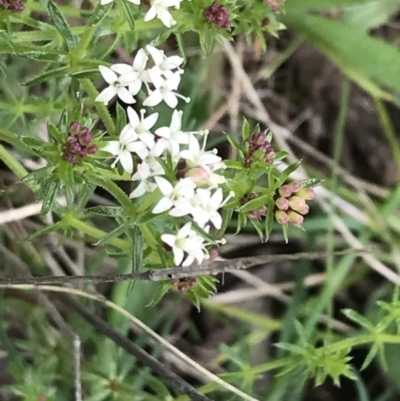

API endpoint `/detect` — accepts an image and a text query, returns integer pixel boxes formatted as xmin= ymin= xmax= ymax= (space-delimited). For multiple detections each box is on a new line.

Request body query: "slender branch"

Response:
xmin=62 ymin=294 xmax=213 ymax=401
xmin=0 ymin=248 xmax=369 ymax=286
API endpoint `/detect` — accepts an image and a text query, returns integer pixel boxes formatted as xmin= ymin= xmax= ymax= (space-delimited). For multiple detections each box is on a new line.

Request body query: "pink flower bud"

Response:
xmin=86 ymin=144 xmax=98 ymax=154
xmin=186 ymin=167 xmax=210 ymax=185
xmin=288 ymin=211 xmax=304 ymax=226
xmin=288 ymin=196 xmax=307 ymax=212
xmin=208 ymin=247 xmax=219 ymax=261
xmin=278 ymin=185 xmax=292 ymax=198
xmin=79 ymin=127 xmax=93 ymax=146
xmin=70 ymin=121 xmax=81 ymax=136
xmin=275 ymin=197 xmax=289 ymax=210
xmin=296 ymin=187 xmax=315 ymax=200
xmin=275 ymin=210 xmax=289 ymax=225
xmin=287 ymin=181 xmax=302 ymax=193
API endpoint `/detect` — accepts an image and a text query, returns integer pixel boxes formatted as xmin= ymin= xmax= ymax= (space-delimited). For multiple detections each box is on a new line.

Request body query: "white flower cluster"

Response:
xmin=101 ymin=47 xmax=232 ymax=267
xmin=100 ymin=0 xmax=183 ymax=29
xmin=95 ymin=45 xmax=189 ymax=109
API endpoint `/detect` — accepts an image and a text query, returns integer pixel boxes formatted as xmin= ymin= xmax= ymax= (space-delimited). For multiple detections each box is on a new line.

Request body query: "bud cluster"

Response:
xmin=63 ymin=122 xmax=98 ymax=164
xmin=204 ymin=2 xmax=231 ymax=29
xmin=274 ymin=181 xmax=315 ymax=226
xmin=265 ymin=0 xmax=285 ymax=13
xmin=0 ymin=0 xmax=24 ymax=12
xmin=171 ymin=277 xmax=197 ymax=293
xmin=244 ymin=131 xmax=275 ymax=167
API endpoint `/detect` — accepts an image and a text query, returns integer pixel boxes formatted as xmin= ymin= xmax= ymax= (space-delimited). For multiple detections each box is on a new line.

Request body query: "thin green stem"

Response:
xmin=0 ymin=144 xmax=29 ymax=179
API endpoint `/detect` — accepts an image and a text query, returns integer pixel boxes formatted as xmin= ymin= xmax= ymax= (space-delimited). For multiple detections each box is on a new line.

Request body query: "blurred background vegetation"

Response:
xmin=2 ymin=0 xmax=400 ymax=400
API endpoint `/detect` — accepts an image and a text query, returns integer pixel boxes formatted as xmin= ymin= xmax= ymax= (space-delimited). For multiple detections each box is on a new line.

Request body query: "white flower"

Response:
xmin=101 ymin=0 xmax=139 ymax=4
xmin=144 ymin=0 xmax=183 ymax=28
xmin=161 ymin=222 xmax=208 ymax=266
xmin=103 ymin=128 xmax=147 ymax=174
xmin=190 ymin=188 xmax=233 ymax=229
xmin=95 ymin=66 xmax=136 ymax=105
xmin=110 ymin=50 xmax=150 ymax=96
xmin=155 ymin=110 xmax=192 ymax=160
xmin=130 ymin=161 xmax=163 ymax=198
xmin=152 ymin=176 xmax=195 ymax=216
xmin=135 ymin=140 xmax=165 ymax=175
xmin=143 ymin=72 xmax=190 ymax=108
xmin=126 ymin=107 xmax=158 ymax=148
xmin=180 ymin=134 xmax=222 ymax=170
xmin=146 ymin=45 xmax=184 ymax=79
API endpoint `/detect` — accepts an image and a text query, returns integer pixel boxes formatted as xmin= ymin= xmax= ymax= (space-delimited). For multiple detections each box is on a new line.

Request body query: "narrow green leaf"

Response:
xmin=23 ymin=222 xmax=62 ymax=242
xmin=239 ymin=193 xmax=269 ymax=214
xmin=342 ymin=309 xmax=375 ymax=330
xmin=40 ymin=0 xmax=77 ymax=49
xmin=48 ymin=122 xmax=63 ymax=143
xmin=115 ymin=102 xmax=126 ymax=136
xmin=39 ymin=179 xmax=60 ymax=215
xmin=95 ymin=221 xmax=131 ymax=246
xmin=88 ymin=2 xmax=113 ymax=26
xmin=118 ymin=0 xmax=136 ymax=31
xmin=24 ymin=66 xmax=69 ymax=86
xmin=282 ymin=13 xmax=400 ymax=100
xmin=86 ymin=206 xmax=123 ymax=218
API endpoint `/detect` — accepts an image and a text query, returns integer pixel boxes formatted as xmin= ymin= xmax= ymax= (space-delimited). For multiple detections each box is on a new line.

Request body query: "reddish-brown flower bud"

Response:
xmin=205 ymin=2 xmax=231 ymax=29
xmin=70 ymin=121 xmax=81 ymax=136
xmin=278 ymin=185 xmax=292 ymax=198
xmin=86 ymin=144 xmax=98 ymax=154
xmin=287 ymin=181 xmax=302 ymax=193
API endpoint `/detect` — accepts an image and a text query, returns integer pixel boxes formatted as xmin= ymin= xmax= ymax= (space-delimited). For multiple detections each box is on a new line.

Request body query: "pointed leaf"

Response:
xmin=95 ymin=221 xmax=131 ymax=246
xmin=24 ymin=66 xmax=69 ymax=87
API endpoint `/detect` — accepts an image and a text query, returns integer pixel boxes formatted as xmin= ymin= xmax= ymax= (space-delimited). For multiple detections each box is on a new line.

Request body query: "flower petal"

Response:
xmin=133 ymin=49 xmax=148 ymax=71
xmin=161 ymin=233 xmax=176 ymax=248
xmin=117 ymin=87 xmax=136 ymax=104
xmin=99 ymin=65 xmax=117 ymax=84
xmin=143 ymin=112 xmax=159 ymax=130
xmin=111 ymin=63 xmax=134 ymax=75
xmin=146 ymin=45 xmax=164 ymax=66
xmin=103 ymin=141 xmax=120 ymax=156
xmin=163 ymin=92 xmax=178 ymax=108
xmin=130 ymin=182 xmax=146 ymax=198
xmin=143 ymin=90 xmax=163 ymax=107
xmin=127 ymin=107 xmax=140 ymax=128
xmin=173 ymin=247 xmax=184 ymax=266
xmin=170 ymin=109 xmax=182 ymax=132
xmin=128 ymin=79 xmax=143 ymax=96
xmin=119 ymin=150 xmax=133 ymax=173
xmin=153 ymin=197 xmax=173 ymax=214
xmin=178 ymin=222 xmax=192 ymax=239
xmin=155 ymin=176 xmax=173 ymax=196
xmin=144 ymin=7 xmax=157 ymax=21
xmin=95 ymin=86 xmax=117 ymax=105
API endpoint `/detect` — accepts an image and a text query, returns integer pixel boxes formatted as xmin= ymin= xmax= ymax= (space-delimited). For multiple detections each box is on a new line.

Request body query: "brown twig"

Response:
xmin=0 ymin=248 xmax=369 ymax=286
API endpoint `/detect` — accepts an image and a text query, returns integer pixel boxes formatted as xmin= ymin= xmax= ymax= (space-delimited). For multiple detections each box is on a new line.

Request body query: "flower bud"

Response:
xmin=296 ymin=187 xmax=315 ymax=200
xmin=249 ymin=205 xmax=267 ymax=221
xmin=205 ymin=2 xmax=231 ymax=29
xmin=288 ymin=196 xmax=306 ymax=212
xmin=275 ymin=197 xmax=289 ymax=210
xmin=288 ymin=211 xmax=304 ymax=226
xmin=79 ymin=127 xmax=93 ymax=146
xmin=63 ymin=152 xmax=78 ymax=164
xmin=275 ymin=210 xmax=289 ymax=225
xmin=278 ymin=185 xmax=292 ymax=198
xmin=86 ymin=144 xmax=98 ymax=154
xmin=287 ymin=181 xmax=302 ymax=193
xmin=70 ymin=121 xmax=81 ymax=136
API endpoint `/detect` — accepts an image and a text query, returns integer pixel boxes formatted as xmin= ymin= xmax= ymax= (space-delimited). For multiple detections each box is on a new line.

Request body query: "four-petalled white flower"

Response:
xmin=144 ymin=0 xmax=182 ymax=28
xmin=95 ymin=66 xmax=137 ymax=105
xmin=161 ymin=222 xmax=208 ymax=266
xmin=103 ymin=128 xmax=146 ymax=174
xmin=125 ymin=107 xmax=158 ymax=148
xmin=152 ymin=176 xmax=195 ymax=216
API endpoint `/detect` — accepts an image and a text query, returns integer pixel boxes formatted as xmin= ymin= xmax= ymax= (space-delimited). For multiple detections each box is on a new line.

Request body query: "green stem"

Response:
xmin=0 ymin=129 xmax=34 ymax=154
xmin=80 ymin=79 xmax=115 ymax=136
xmin=0 ymin=144 xmax=29 ymax=179
xmin=85 ymin=171 xmax=133 ymax=209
